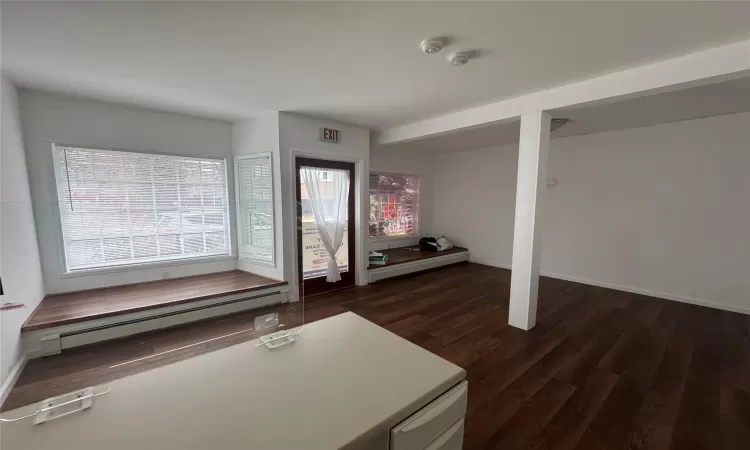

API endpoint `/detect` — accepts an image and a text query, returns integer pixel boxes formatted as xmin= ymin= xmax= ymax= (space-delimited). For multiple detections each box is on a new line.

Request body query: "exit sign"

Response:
xmin=319 ymin=127 xmax=340 ymax=143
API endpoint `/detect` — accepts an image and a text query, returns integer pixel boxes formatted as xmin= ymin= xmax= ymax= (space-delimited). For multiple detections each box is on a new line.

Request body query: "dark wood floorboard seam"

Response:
xmin=4 ymin=264 xmax=748 ymax=450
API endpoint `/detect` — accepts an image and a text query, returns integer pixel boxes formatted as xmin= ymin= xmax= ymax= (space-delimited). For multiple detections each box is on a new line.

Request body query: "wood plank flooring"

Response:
xmin=22 ymin=270 xmax=286 ymax=331
xmin=5 ymin=263 xmax=749 ymax=449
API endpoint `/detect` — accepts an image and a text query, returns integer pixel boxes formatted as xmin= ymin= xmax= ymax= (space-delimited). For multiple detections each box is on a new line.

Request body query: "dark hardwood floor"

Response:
xmin=5 ymin=263 xmax=749 ymax=449
xmin=23 ymin=270 xmax=286 ymax=331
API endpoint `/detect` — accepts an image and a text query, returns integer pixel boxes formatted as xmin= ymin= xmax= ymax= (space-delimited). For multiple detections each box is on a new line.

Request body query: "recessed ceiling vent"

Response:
xmin=551 ymin=118 xmax=569 ymax=131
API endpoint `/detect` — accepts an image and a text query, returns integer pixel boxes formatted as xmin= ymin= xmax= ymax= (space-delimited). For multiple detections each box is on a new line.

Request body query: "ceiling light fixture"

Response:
xmin=420 ymin=38 xmax=445 ymax=54
xmin=448 ymin=51 xmax=470 ymax=67
xmin=550 ymin=118 xmax=570 ymax=131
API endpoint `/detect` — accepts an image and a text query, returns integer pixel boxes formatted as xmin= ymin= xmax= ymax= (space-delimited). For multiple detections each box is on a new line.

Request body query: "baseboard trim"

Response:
xmin=24 ymin=286 xmax=288 ymax=359
xmin=468 ymin=258 xmax=750 ymax=315
xmin=540 ymin=270 xmax=750 ymax=315
xmin=469 ymin=258 xmax=511 ymax=270
xmin=0 ymin=355 xmax=27 ymax=409
xmin=369 ymin=251 xmax=469 ymax=283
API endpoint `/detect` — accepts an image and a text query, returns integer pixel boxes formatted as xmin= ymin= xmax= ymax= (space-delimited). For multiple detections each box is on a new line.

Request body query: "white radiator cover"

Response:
xmin=24 ymin=286 xmax=288 ymax=358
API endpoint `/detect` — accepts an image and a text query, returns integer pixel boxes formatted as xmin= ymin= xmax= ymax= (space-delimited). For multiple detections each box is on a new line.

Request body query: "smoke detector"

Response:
xmin=420 ymin=38 xmax=445 ymax=54
xmin=550 ymin=118 xmax=570 ymax=131
xmin=448 ymin=51 xmax=470 ymax=67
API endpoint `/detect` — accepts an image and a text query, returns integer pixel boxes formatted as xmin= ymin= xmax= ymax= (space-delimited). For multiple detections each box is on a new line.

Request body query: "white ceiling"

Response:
xmin=378 ymin=77 xmax=750 ymax=154
xmin=2 ymin=2 xmax=750 ymax=130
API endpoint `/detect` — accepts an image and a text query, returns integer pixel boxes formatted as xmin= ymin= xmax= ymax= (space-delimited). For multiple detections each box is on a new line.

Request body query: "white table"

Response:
xmin=1 ymin=312 xmax=466 ymax=450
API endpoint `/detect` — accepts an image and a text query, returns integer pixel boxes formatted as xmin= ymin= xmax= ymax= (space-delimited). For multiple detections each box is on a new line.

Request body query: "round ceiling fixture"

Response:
xmin=420 ymin=38 xmax=445 ymax=54
xmin=448 ymin=51 xmax=470 ymax=67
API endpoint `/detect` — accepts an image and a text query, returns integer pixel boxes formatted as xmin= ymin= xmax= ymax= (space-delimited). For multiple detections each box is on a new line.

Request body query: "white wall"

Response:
xmin=1 ymin=79 xmax=45 ymax=387
xmin=278 ymin=113 xmax=370 ymax=297
xmin=232 ymin=113 xmax=284 ymax=281
xmin=434 ymin=112 xmax=750 ymax=314
xmin=369 ymin=148 xmax=434 ymax=251
xmin=18 ymin=90 xmax=237 ymax=294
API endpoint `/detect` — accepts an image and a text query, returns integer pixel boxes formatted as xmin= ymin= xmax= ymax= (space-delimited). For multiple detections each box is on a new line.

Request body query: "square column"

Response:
xmin=508 ymin=111 xmax=551 ymax=330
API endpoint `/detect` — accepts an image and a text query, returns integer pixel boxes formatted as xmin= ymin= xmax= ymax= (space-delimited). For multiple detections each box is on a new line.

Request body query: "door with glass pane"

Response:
xmin=295 ymin=157 xmax=355 ymax=296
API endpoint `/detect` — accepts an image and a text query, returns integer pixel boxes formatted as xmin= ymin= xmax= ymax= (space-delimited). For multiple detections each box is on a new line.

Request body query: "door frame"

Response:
xmin=295 ymin=157 xmax=357 ymax=296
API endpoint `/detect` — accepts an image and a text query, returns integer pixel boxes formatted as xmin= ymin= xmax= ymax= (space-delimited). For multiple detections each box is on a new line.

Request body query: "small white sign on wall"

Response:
xmin=319 ymin=127 xmax=340 ymax=143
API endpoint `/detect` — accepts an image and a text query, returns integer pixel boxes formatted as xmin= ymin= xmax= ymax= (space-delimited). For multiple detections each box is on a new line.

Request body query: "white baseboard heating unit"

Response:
xmin=24 ymin=286 xmax=288 ymax=359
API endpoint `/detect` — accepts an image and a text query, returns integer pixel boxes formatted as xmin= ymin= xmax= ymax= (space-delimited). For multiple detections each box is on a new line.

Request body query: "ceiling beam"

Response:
xmin=377 ymin=39 xmax=750 ymax=145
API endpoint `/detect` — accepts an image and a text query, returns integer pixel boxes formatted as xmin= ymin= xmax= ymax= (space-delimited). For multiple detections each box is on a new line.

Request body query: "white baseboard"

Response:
xmin=0 ymin=355 xmax=27 ymax=409
xmin=469 ymin=257 xmax=511 ymax=270
xmin=369 ymin=251 xmax=469 ymax=283
xmin=540 ymin=270 xmax=750 ymax=315
xmin=468 ymin=258 xmax=750 ymax=315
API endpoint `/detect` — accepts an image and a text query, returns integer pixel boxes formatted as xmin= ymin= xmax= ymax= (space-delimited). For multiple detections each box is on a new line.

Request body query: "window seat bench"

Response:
xmin=22 ymin=270 xmax=288 ymax=358
xmin=367 ymin=246 xmax=469 ymax=283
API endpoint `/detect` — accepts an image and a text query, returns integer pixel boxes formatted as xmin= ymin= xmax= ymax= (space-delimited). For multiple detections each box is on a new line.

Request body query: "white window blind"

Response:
xmin=236 ymin=153 xmax=275 ymax=266
xmin=52 ymin=145 xmax=231 ymax=271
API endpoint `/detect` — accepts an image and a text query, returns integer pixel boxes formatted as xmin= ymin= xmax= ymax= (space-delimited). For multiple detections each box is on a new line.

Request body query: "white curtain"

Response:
xmin=300 ymin=167 xmax=349 ymax=282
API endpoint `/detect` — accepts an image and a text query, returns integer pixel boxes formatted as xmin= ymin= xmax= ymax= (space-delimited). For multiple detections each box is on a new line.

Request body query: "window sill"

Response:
xmin=60 ymin=255 xmax=237 ymax=279
xmin=238 ymin=257 xmax=276 ymax=269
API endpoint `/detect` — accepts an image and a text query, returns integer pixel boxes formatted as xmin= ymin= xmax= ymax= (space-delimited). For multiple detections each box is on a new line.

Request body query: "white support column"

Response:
xmin=509 ymin=110 xmax=551 ymax=330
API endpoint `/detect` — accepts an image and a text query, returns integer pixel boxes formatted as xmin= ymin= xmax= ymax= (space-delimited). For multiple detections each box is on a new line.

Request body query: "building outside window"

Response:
xmin=369 ymin=172 xmax=419 ymax=238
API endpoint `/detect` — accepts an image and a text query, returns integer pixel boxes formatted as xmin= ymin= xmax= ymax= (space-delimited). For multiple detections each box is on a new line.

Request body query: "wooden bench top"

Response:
xmin=22 ymin=270 xmax=286 ymax=332
xmin=368 ymin=246 xmax=469 ymax=270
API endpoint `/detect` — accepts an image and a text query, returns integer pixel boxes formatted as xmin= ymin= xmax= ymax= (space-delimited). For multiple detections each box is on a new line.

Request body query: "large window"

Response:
xmin=235 ymin=153 xmax=275 ymax=266
xmin=369 ymin=172 xmax=419 ymax=238
xmin=52 ymin=145 xmax=231 ymax=271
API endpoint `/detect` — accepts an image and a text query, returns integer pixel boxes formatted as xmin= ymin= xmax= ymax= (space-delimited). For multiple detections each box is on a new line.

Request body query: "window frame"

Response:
xmin=50 ymin=144 xmax=234 ymax=275
xmin=369 ymin=171 xmax=420 ymax=240
xmin=234 ymin=152 xmax=276 ymax=268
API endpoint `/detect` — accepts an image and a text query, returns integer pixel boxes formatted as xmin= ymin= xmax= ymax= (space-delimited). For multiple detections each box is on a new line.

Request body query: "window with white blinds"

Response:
xmin=52 ymin=145 xmax=231 ymax=271
xmin=235 ymin=153 xmax=275 ymax=266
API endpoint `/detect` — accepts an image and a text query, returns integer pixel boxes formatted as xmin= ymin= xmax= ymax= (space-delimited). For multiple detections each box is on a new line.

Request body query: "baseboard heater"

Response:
xmin=30 ymin=291 xmax=285 ymax=357
xmin=368 ymin=251 xmax=469 ymax=284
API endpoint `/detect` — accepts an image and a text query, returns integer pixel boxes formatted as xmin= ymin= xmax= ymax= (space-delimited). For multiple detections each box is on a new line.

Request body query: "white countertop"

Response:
xmin=1 ymin=312 xmax=466 ymax=450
